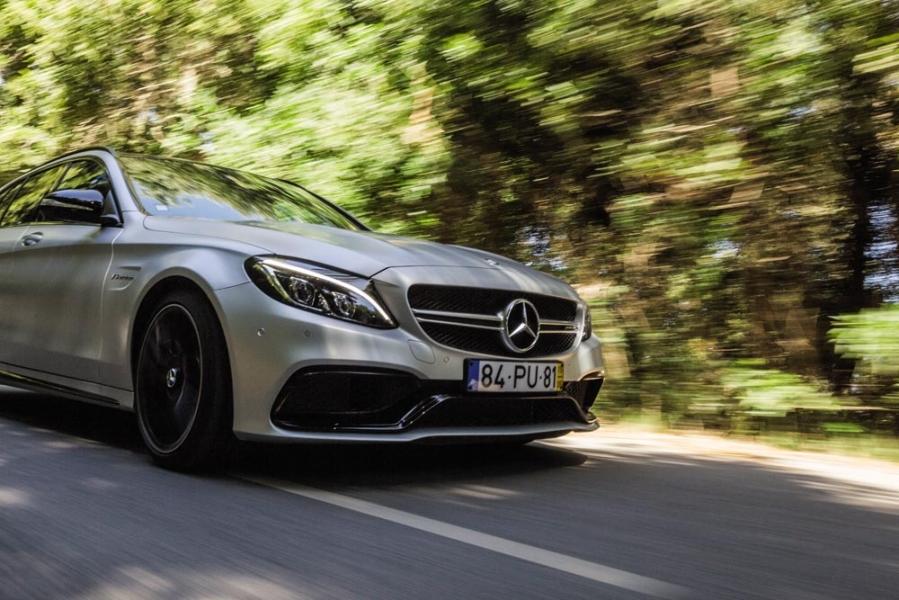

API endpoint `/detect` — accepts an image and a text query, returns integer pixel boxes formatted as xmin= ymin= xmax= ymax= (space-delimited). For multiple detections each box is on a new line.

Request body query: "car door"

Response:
xmin=11 ymin=159 xmax=122 ymax=382
xmin=0 ymin=166 xmax=66 ymax=369
xmin=0 ymin=179 xmax=26 ymax=367
xmin=0 ymin=178 xmax=25 ymax=257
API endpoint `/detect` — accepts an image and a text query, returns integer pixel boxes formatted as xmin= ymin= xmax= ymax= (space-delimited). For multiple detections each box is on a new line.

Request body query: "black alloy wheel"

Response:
xmin=135 ymin=288 xmax=233 ymax=470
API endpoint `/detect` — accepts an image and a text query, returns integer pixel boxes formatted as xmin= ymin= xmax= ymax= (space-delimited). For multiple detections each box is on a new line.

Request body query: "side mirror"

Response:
xmin=45 ymin=189 xmax=104 ymax=212
xmin=99 ymin=213 xmax=122 ymax=227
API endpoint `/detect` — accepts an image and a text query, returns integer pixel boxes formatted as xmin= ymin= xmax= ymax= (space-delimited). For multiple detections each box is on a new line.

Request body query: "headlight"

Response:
xmin=246 ymin=256 xmax=396 ymax=328
xmin=581 ymin=304 xmax=593 ymax=341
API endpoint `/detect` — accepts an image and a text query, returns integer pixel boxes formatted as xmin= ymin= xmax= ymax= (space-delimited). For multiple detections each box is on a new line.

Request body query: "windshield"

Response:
xmin=120 ymin=155 xmax=362 ymax=230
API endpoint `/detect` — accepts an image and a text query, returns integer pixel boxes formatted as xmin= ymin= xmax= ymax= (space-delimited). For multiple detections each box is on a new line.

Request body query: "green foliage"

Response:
xmin=832 ymin=307 xmax=899 ymax=376
xmin=831 ymin=307 xmax=899 ymax=407
xmin=723 ymin=362 xmax=839 ymax=417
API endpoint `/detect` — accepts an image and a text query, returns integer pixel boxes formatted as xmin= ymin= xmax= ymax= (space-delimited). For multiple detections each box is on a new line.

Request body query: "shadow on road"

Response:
xmin=0 ymin=387 xmax=143 ymax=451
xmin=0 ymin=388 xmax=587 ymax=487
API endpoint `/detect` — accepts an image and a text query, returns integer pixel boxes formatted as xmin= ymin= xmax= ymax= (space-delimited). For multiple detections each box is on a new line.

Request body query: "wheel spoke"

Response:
xmin=137 ymin=304 xmax=203 ymax=453
xmin=146 ymin=324 xmax=167 ymax=366
xmin=171 ymin=388 xmax=198 ymax=432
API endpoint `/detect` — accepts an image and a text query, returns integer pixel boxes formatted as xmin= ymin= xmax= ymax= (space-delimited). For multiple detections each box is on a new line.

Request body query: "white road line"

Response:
xmin=239 ymin=475 xmax=688 ymax=599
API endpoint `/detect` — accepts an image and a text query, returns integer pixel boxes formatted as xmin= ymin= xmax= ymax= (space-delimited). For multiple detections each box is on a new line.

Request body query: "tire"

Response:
xmin=134 ymin=288 xmax=233 ymax=471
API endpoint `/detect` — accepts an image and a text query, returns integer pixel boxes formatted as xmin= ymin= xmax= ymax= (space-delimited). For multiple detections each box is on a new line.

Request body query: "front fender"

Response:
xmin=99 ymin=244 xmax=253 ymax=398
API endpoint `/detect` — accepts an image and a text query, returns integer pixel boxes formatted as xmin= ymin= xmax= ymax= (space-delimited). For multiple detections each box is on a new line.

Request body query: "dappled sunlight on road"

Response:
xmin=74 ymin=566 xmax=310 ymax=600
xmin=0 ymin=487 xmax=28 ymax=507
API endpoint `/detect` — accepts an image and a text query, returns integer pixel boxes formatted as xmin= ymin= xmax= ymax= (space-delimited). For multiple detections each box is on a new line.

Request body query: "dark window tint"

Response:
xmin=120 ymin=155 xmax=361 ymax=230
xmin=0 ymin=167 xmax=64 ymax=227
xmin=31 ymin=160 xmax=111 ymax=225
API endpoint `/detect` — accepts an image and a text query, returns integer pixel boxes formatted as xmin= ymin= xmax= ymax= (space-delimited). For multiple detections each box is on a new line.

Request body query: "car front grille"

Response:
xmin=407 ymin=284 xmax=580 ymax=358
xmin=409 ymin=285 xmax=577 ymax=321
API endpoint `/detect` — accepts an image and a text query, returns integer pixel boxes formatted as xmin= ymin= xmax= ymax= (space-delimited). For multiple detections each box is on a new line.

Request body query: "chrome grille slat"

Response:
xmin=415 ymin=317 xmax=503 ymax=331
xmin=540 ymin=318 xmax=574 ymax=326
xmin=412 ymin=308 xmax=502 ymax=323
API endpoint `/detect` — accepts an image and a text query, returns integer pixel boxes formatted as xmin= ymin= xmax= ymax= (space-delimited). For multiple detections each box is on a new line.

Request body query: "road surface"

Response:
xmin=1 ymin=387 xmax=897 ymax=599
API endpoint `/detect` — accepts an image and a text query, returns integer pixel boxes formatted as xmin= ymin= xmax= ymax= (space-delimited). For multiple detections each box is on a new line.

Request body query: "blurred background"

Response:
xmin=1 ymin=0 xmax=897 ymax=455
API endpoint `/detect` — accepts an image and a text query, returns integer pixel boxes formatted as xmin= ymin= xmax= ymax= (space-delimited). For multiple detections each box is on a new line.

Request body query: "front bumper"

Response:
xmin=214 ymin=278 xmax=604 ymax=443
xmin=269 ymin=367 xmax=601 ymax=440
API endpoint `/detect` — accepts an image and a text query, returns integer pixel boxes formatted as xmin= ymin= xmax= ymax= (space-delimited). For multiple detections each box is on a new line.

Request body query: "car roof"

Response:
xmin=28 ymin=146 xmax=119 ymax=172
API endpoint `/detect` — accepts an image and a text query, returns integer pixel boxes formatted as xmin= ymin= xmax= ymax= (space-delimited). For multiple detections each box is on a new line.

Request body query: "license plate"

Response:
xmin=465 ymin=360 xmax=564 ymax=393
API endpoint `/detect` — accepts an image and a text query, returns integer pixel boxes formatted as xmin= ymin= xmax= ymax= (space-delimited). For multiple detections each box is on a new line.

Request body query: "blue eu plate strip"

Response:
xmin=466 ymin=360 xmax=480 ymax=392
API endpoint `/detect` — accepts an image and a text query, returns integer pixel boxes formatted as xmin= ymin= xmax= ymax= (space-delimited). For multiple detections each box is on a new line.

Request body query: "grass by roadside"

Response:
xmin=597 ymin=410 xmax=899 ymax=463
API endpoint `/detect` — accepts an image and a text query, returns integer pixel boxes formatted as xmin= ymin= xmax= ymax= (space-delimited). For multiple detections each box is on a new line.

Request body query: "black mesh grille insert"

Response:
xmin=564 ymin=378 xmax=604 ymax=411
xmin=409 ymin=285 xmax=577 ymax=321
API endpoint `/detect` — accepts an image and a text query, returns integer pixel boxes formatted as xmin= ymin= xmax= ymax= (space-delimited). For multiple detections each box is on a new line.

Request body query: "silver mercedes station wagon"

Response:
xmin=0 ymin=147 xmax=604 ymax=469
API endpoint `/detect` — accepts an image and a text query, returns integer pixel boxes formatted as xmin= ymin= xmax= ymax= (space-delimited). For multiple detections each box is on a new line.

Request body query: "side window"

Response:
xmin=55 ymin=160 xmax=111 ymax=196
xmin=0 ymin=167 xmax=64 ymax=228
xmin=32 ymin=160 xmax=111 ymax=225
xmin=0 ymin=181 xmax=23 ymax=224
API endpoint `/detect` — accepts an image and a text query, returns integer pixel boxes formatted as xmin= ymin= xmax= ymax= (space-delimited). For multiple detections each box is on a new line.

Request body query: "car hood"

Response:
xmin=143 ymin=217 xmax=554 ymax=281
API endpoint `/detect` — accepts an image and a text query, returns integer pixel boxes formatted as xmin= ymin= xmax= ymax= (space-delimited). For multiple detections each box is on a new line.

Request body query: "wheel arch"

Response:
xmin=129 ymin=273 xmax=233 ymax=391
xmin=130 ymin=272 xmax=238 ymax=469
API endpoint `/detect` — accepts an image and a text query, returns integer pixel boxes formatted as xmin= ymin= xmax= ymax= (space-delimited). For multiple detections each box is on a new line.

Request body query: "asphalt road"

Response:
xmin=1 ymin=387 xmax=898 ymax=600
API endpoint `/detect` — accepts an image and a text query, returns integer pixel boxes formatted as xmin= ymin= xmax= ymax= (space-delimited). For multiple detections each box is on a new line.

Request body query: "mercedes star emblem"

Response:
xmin=502 ymin=299 xmax=540 ymax=353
